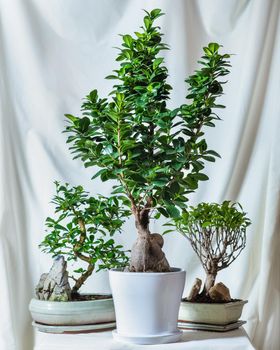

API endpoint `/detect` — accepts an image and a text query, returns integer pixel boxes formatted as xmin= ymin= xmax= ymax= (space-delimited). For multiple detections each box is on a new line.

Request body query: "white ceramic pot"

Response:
xmin=29 ymin=295 xmax=115 ymax=325
xmin=109 ymin=267 xmax=186 ymax=345
xmin=179 ymin=299 xmax=248 ymax=325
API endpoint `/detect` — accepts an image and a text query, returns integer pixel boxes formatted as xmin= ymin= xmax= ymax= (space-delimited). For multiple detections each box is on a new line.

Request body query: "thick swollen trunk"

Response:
xmin=129 ymin=209 xmax=170 ymax=272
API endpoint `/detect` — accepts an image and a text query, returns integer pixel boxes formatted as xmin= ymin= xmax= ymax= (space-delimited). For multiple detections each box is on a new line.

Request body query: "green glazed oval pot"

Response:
xmin=29 ymin=295 xmax=115 ymax=325
xmin=179 ymin=300 xmax=248 ymax=325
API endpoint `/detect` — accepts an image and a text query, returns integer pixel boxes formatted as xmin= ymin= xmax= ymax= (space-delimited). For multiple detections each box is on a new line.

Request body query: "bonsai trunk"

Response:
xmin=71 ymin=264 xmax=94 ymax=295
xmin=202 ymin=272 xmax=217 ymax=296
xmin=129 ymin=205 xmax=170 ymax=272
xmin=71 ymin=217 xmax=95 ymax=295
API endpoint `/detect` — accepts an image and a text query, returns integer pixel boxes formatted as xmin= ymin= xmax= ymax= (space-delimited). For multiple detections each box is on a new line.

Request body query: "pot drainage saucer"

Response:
xmin=112 ymin=329 xmax=183 ymax=344
xmin=32 ymin=321 xmax=116 ymax=334
xmin=178 ymin=320 xmax=246 ymax=332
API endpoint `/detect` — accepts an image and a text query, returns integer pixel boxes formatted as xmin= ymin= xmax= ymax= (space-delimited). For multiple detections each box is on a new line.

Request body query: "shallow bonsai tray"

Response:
xmin=179 ymin=300 xmax=248 ymax=325
xmin=29 ymin=296 xmax=115 ymax=326
xmin=177 ymin=320 xmax=246 ymax=332
xmin=32 ymin=321 xmax=116 ymax=334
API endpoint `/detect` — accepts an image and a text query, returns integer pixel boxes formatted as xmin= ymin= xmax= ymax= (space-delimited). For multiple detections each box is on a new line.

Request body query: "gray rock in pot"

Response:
xmin=35 ymin=256 xmax=72 ymax=301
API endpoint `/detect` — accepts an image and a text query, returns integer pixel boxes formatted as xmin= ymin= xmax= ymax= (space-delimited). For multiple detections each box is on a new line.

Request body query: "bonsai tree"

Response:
xmin=40 ymin=182 xmax=129 ymax=296
xmin=64 ymin=9 xmax=231 ymax=272
xmin=175 ymin=201 xmax=251 ymax=301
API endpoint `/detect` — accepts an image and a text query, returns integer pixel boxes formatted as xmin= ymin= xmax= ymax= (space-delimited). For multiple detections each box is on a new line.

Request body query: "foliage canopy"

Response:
xmin=177 ymin=201 xmax=251 ymax=231
xmin=175 ymin=201 xmax=251 ymax=295
xmin=40 ymin=182 xmax=128 ymax=292
xmin=64 ymin=9 xmax=231 ymax=223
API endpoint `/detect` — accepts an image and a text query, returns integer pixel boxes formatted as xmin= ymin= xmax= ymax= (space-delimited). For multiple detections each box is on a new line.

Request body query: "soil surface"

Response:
xmin=71 ymin=294 xmax=112 ymax=301
xmin=182 ymin=296 xmax=241 ymax=304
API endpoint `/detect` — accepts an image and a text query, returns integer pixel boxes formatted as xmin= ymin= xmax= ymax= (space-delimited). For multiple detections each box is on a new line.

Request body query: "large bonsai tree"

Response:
xmin=40 ymin=182 xmax=128 ymax=295
xmin=64 ymin=9 xmax=231 ymax=272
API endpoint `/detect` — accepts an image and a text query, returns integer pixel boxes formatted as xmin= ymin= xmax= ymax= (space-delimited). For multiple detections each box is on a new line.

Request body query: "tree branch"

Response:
xmin=72 ymin=263 xmax=95 ymax=294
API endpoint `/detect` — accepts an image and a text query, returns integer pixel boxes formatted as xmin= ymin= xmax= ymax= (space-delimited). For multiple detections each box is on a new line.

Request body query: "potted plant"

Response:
xmin=175 ymin=201 xmax=251 ymax=327
xmin=63 ymin=8 xmax=231 ymax=344
xmin=29 ymin=182 xmax=128 ymax=329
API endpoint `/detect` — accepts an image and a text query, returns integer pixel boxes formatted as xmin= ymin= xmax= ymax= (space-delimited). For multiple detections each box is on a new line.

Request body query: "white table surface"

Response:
xmin=34 ymin=327 xmax=255 ymax=350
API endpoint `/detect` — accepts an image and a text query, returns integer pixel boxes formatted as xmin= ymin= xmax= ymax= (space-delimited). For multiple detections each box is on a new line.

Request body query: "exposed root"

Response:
xmin=129 ymin=233 xmax=170 ymax=272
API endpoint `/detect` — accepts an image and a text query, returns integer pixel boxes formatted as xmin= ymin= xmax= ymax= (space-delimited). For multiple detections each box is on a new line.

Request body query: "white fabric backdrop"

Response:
xmin=0 ymin=0 xmax=279 ymax=349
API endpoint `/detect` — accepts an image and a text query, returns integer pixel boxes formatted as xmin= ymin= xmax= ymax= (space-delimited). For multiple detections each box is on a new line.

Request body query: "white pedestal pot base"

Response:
xmin=109 ymin=268 xmax=186 ymax=345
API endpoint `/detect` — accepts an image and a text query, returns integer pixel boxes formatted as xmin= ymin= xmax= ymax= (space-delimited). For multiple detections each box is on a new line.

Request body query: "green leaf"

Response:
xmin=202 ymin=156 xmax=216 ymax=162
xmin=172 ymin=162 xmax=182 ymax=171
xmin=162 ymin=229 xmax=174 ymax=235
xmin=153 ymin=179 xmax=168 ymax=187
xmin=111 ymin=186 xmax=125 ymax=194
xmin=65 ymin=114 xmax=77 ymax=122
xmin=100 ymin=171 xmax=109 ymax=182
xmin=123 ymin=35 xmax=133 ymax=48
xmin=79 ymin=117 xmax=90 ymax=132
xmin=193 ymin=173 xmax=209 ymax=181
xmin=170 ymin=182 xmax=180 ymax=194
xmin=144 ymin=16 xmax=151 ymax=30
xmin=201 ymin=222 xmax=211 ymax=227
xmin=213 ymin=104 xmax=226 ymax=109
xmin=89 ymin=89 xmax=98 ymax=101
xmin=129 ymin=173 xmax=146 ymax=183
xmin=103 ymin=144 xmax=113 ymax=154
xmin=91 ymin=168 xmax=107 ymax=179
xmin=166 ymin=205 xmax=180 ymax=218
xmin=54 ymin=224 xmax=67 ymax=231
xmin=157 ymin=207 xmax=169 ymax=217
xmin=208 ymin=42 xmax=220 ymax=53
xmin=74 ymin=268 xmax=86 ymax=274
xmin=150 ymin=9 xmax=163 ymax=19
xmin=207 ymin=150 xmax=221 ymax=158
xmin=185 ymin=176 xmax=198 ymax=190
xmin=153 ymin=57 xmax=164 ymax=70
xmin=154 ymin=212 xmax=161 ymax=219
xmin=203 ymin=47 xmax=212 ymax=56
xmin=105 ymin=75 xmax=118 ymax=80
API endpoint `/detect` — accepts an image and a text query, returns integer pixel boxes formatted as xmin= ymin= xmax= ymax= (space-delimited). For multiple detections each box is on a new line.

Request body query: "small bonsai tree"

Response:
xmin=40 ymin=182 xmax=129 ymax=296
xmin=64 ymin=9 xmax=231 ymax=272
xmin=175 ymin=201 xmax=251 ymax=301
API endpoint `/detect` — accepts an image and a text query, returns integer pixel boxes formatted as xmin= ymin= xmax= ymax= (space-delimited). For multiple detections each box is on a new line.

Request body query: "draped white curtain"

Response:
xmin=0 ymin=0 xmax=279 ymax=349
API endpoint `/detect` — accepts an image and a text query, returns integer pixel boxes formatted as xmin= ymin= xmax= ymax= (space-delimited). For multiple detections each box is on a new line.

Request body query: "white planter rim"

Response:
xmin=110 ymin=267 xmax=184 ymax=276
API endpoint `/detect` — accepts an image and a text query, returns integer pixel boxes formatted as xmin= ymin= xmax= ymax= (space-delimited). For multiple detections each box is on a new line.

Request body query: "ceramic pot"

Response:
xmin=179 ymin=299 xmax=248 ymax=325
xmin=29 ymin=295 xmax=115 ymax=325
xmin=109 ymin=267 xmax=186 ymax=345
